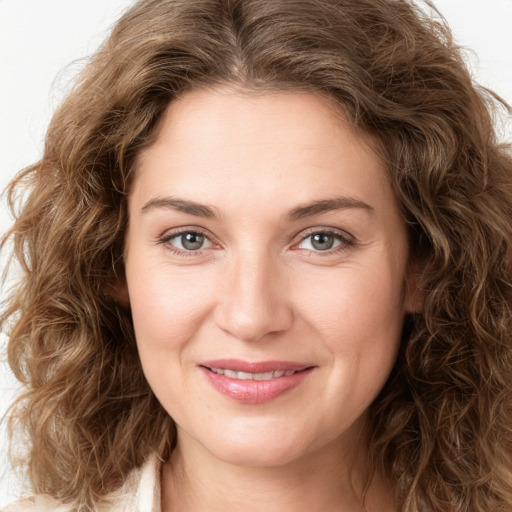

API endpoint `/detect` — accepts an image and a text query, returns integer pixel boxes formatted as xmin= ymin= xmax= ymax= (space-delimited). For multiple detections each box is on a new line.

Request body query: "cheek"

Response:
xmin=306 ymin=266 xmax=403 ymax=323
xmin=298 ymin=262 xmax=406 ymax=362
xmin=126 ymin=259 xmax=216 ymax=355
xmin=126 ymin=261 xmax=218 ymax=417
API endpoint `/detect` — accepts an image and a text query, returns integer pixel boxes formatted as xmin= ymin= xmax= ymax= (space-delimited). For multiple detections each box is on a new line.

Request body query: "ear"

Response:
xmin=404 ymin=260 xmax=423 ymax=314
xmin=112 ymin=273 xmax=131 ymax=309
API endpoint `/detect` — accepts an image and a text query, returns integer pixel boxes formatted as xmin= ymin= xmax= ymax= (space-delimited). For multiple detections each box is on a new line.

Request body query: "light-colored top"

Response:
xmin=2 ymin=455 xmax=161 ymax=512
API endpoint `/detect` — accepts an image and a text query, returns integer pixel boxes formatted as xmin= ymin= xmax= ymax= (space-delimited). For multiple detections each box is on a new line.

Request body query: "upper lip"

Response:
xmin=200 ymin=359 xmax=313 ymax=373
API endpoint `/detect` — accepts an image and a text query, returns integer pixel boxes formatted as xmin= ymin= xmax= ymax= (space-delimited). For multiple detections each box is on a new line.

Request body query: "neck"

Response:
xmin=161 ymin=429 xmax=395 ymax=512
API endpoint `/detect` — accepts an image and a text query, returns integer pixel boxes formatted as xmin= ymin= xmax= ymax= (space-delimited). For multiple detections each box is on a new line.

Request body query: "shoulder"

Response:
xmin=2 ymin=454 xmax=162 ymax=512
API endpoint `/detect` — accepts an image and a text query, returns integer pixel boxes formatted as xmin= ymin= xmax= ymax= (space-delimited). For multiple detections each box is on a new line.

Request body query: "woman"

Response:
xmin=2 ymin=0 xmax=512 ymax=510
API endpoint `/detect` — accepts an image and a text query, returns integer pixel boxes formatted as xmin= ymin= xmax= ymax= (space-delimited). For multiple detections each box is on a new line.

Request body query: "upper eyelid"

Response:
xmin=294 ymin=226 xmax=354 ymax=242
xmin=160 ymin=226 xmax=215 ymax=241
xmin=157 ymin=228 xmax=218 ymax=256
xmin=157 ymin=226 xmax=355 ymax=250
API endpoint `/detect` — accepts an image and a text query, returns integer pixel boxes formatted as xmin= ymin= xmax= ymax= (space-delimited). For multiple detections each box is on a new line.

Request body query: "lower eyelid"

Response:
xmin=157 ymin=228 xmax=354 ymax=254
xmin=291 ymin=230 xmax=356 ymax=255
xmin=157 ymin=229 xmax=211 ymax=249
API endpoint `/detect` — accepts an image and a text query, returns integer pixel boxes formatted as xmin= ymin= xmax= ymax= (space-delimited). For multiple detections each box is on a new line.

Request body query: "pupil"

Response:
xmin=182 ymin=233 xmax=204 ymax=250
xmin=312 ymin=233 xmax=334 ymax=250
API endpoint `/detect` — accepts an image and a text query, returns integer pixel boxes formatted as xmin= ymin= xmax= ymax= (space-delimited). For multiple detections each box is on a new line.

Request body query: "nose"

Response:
xmin=213 ymin=253 xmax=294 ymax=342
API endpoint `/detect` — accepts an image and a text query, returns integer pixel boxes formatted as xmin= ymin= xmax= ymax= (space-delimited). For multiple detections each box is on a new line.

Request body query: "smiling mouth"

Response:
xmin=200 ymin=361 xmax=315 ymax=404
xmin=206 ymin=368 xmax=301 ymax=380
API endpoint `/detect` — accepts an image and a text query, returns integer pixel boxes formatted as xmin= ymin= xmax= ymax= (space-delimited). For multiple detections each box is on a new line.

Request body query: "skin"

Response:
xmin=123 ymin=88 xmax=415 ymax=511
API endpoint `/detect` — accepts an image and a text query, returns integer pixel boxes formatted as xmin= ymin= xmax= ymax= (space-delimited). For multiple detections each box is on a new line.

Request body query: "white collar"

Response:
xmin=134 ymin=454 xmax=161 ymax=512
xmin=5 ymin=455 xmax=162 ymax=512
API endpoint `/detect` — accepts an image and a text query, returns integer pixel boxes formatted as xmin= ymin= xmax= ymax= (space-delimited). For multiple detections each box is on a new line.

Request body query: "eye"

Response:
xmin=295 ymin=229 xmax=353 ymax=252
xmin=160 ymin=230 xmax=213 ymax=252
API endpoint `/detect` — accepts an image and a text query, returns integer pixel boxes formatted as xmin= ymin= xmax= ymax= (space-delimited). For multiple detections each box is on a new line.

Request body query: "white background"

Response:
xmin=1 ymin=0 xmax=511 ymax=506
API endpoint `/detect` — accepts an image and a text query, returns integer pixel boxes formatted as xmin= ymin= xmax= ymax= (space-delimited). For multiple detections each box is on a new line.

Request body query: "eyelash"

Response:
xmin=157 ymin=227 xmax=217 ymax=258
xmin=292 ymin=228 xmax=355 ymax=256
xmin=157 ymin=227 xmax=355 ymax=257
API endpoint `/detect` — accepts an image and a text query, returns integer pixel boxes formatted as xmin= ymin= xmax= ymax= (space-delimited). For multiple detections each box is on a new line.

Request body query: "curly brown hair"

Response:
xmin=3 ymin=0 xmax=512 ymax=510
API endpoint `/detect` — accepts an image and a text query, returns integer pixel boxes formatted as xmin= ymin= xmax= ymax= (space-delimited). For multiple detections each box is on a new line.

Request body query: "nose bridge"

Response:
xmin=215 ymin=245 xmax=292 ymax=341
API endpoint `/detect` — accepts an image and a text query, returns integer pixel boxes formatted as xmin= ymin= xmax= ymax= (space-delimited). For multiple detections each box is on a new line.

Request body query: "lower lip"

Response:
xmin=200 ymin=367 xmax=314 ymax=404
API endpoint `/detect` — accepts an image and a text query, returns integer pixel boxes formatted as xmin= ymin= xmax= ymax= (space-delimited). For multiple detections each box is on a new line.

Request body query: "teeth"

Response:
xmin=209 ymin=368 xmax=298 ymax=380
xmin=253 ymin=371 xmax=275 ymax=380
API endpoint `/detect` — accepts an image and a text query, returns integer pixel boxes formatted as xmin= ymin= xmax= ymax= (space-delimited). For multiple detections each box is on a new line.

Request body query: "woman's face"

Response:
xmin=124 ymin=88 xmax=415 ymax=467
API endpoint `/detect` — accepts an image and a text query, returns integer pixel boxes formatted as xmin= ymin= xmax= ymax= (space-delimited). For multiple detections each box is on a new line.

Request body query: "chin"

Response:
xmin=185 ymin=418 xmax=331 ymax=469
xmin=210 ymin=440 xmax=309 ymax=468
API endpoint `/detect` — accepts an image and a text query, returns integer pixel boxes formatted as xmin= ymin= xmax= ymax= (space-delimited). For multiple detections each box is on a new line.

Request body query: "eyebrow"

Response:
xmin=287 ymin=197 xmax=374 ymax=220
xmin=141 ymin=197 xmax=218 ymax=219
xmin=140 ymin=195 xmax=374 ymax=220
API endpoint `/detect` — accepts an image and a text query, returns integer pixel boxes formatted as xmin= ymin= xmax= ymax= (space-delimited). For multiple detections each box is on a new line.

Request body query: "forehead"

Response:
xmin=130 ymin=88 xmax=396 ymax=217
xmin=143 ymin=87 xmax=372 ymax=156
